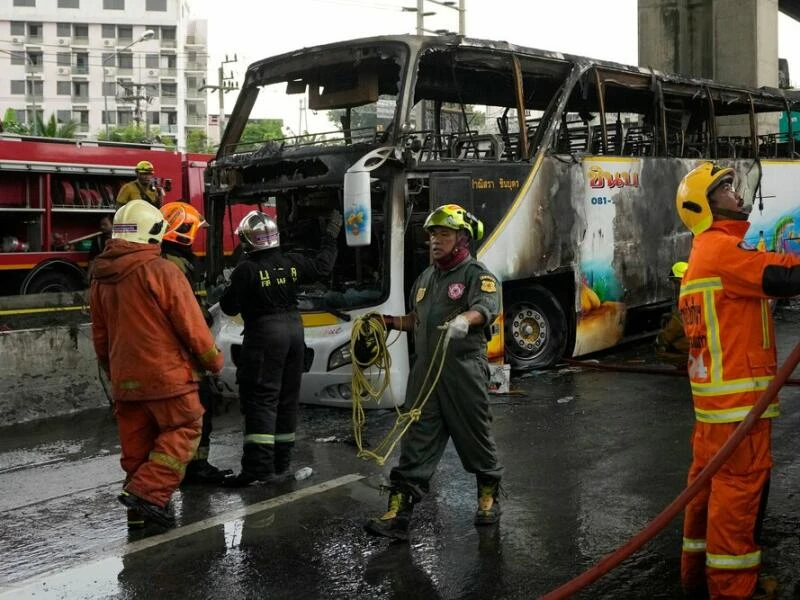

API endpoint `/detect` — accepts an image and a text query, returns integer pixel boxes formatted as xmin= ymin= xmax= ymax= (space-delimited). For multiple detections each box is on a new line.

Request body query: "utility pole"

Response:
xmin=199 ymin=54 xmax=239 ymax=143
xmin=116 ymin=81 xmax=153 ymax=132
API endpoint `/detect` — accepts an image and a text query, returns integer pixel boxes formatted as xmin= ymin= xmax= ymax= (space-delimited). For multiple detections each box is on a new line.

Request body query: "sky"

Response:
xmin=188 ymin=0 xmax=800 ymax=127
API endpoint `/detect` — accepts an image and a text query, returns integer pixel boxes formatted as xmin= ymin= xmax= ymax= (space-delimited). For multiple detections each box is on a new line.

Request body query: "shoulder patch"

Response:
xmin=480 ymin=277 xmax=497 ymax=293
xmin=416 ymin=287 xmax=426 ymax=302
xmin=738 ymin=241 xmax=756 ymax=251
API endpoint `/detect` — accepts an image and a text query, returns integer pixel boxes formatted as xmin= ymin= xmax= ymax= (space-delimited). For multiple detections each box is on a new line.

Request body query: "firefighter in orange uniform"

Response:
xmin=676 ymin=163 xmax=800 ymax=600
xmin=90 ymin=199 xmax=223 ymax=529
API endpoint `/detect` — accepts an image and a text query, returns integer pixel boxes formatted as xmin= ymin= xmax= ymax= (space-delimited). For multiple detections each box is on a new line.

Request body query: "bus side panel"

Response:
xmin=746 ymin=161 xmax=800 ymax=254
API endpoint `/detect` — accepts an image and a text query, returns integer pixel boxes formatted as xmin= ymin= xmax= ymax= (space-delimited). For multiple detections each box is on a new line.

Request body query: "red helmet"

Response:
xmin=160 ymin=201 xmax=207 ymax=246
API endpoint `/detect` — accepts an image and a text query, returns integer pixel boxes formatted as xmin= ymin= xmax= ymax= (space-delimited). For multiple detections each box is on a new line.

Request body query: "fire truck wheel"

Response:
xmin=25 ymin=270 xmax=84 ymax=294
xmin=504 ymin=285 xmax=568 ymax=370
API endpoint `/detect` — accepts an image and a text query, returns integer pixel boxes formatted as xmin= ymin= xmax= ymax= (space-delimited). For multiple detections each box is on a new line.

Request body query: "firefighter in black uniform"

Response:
xmin=219 ymin=208 xmax=342 ymax=486
xmin=159 ymin=201 xmax=233 ymax=485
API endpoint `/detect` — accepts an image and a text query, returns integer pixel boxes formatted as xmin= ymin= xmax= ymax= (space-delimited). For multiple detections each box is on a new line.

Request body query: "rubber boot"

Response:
xmin=182 ymin=459 xmax=233 ymax=485
xmin=127 ymin=508 xmax=146 ymax=530
xmin=364 ymin=489 xmax=414 ymax=541
xmin=118 ymin=491 xmax=175 ymax=529
xmin=274 ymin=442 xmax=293 ymax=476
xmin=474 ymin=478 xmax=502 ymax=526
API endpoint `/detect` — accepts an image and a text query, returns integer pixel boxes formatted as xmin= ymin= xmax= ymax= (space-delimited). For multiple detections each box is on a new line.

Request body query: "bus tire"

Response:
xmin=504 ymin=285 xmax=568 ymax=370
xmin=24 ymin=270 xmax=84 ymax=294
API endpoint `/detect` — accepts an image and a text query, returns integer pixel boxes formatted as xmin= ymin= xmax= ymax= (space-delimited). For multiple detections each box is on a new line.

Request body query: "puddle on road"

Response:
xmin=0 ymin=556 xmax=124 ymax=600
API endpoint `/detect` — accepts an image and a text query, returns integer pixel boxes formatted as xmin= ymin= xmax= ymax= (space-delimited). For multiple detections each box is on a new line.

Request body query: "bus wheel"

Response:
xmin=24 ymin=270 xmax=84 ymax=294
xmin=504 ymin=285 xmax=567 ymax=370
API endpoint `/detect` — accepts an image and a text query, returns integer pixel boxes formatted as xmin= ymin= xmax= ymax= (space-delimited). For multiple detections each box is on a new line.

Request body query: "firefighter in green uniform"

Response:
xmin=364 ymin=203 xmax=504 ymax=541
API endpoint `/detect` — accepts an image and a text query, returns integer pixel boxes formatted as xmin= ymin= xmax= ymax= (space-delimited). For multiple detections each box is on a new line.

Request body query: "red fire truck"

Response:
xmin=0 ymin=134 xmax=244 ymax=296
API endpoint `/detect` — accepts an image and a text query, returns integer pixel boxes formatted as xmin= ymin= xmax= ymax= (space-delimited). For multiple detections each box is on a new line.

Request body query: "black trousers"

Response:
xmin=237 ymin=312 xmax=305 ymax=478
xmin=190 ymin=378 xmax=214 ymax=460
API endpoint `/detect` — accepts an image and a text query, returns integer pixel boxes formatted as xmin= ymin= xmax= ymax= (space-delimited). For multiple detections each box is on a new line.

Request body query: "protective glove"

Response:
xmin=206 ymin=283 xmax=227 ymax=306
xmin=325 ymin=209 xmax=343 ymax=239
xmin=444 ymin=314 xmax=470 ymax=343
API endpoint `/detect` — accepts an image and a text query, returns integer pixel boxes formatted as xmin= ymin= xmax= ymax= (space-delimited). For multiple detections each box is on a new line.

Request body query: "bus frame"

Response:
xmin=205 ymin=34 xmax=800 ymax=407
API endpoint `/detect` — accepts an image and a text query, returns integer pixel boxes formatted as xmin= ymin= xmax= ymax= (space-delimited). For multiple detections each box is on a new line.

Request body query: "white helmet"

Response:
xmin=112 ymin=199 xmax=166 ymax=244
xmin=237 ymin=210 xmax=280 ymax=252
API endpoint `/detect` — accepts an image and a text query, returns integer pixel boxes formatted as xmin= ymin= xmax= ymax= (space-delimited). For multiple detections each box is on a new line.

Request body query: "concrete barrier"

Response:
xmin=0 ymin=323 xmax=107 ymax=426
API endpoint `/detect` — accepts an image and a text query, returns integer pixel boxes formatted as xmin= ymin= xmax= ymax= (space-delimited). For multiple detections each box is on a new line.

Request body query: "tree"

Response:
xmin=238 ymin=119 xmax=284 ymax=146
xmin=97 ymin=125 xmax=174 ymax=148
xmin=37 ymin=114 xmax=77 ymax=139
xmin=1 ymin=108 xmax=30 ymax=135
xmin=185 ymin=129 xmax=215 ymax=153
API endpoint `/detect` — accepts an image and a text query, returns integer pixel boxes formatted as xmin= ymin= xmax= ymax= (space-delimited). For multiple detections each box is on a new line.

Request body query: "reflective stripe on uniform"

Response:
xmin=149 ymin=451 xmax=186 ymax=474
xmin=119 ymin=380 xmax=141 ymax=390
xmin=761 ymin=299 xmax=771 ymax=349
xmin=244 ymin=433 xmax=275 ymax=445
xmin=691 ymin=376 xmax=773 ymax=396
xmin=682 ymin=278 xmax=724 ymax=383
xmin=682 ymin=537 xmax=707 ymax=553
xmin=706 ymin=550 xmax=761 ymax=570
xmin=199 ymin=345 xmax=220 ymax=362
xmin=695 ymin=402 xmax=780 ymax=423
xmin=275 ymin=432 xmax=296 ymax=443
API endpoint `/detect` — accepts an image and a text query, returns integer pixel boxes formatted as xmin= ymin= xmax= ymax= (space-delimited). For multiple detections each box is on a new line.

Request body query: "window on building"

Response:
xmin=101 ymin=24 xmax=115 ymax=38
xmin=58 ymin=0 xmax=79 ymax=7
xmin=27 ymin=51 xmax=43 ymax=66
xmin=146 ymin=0 xmax=166 ymax=10
xmin=72 ymin=81 xmax=89 ymax=98
xmin=10 ymin=51 xmax=25 ymax=65
xmin=57 ymin=81 xmax=71 ymax=95
xmin=73 ymin=23 xmax=88 ymax=38
xmin=56 ymin=110 xmax=72 ymax=124
xmin=161 ymin=82 xmax=177 ymax=97
xmin=102 ymin=81 xmax=116 ymax=96
xmin=27 ymin=80 xmax=43 ymax=96
xmin=10 ymin=81 xmax=25 ymax=95
xmin=27 ymin=23 xmax=42 ymax=38
xmin=186 ymin=102 xmax=199 ymax=116
xmin=118 ymin=52 xmax=133 ymax=70
xmin=57 ymin=23 xmax=71 ymax=36
xmin=103 ymin=0 xmax=124 ymax=9
xmin=73 ymin=110 xmax=89 ymax=125
xmin=186 ymin=76 xmax=197 ymax=90
xmin=163 ymin=54 xmax=176 ymax=69
xmin=11 ymin=22 xmax=25 ymax=35
xmin=57 ymin=52 xmax=70 ymax=66
xmin=145 ymin=54 xmax=159 ymax=69
xmin=148 ymin=111 xmax=160 ymax=125
xmin=13 ymin=0 xmax=35 ymax=6
xmin=102 ymin=110 xmax=117 ymax=125
xmin=101 ymin=52 xmax=115 ymax=68
xmin=74 ymin=52 xmax=89 ymax=73
xmin=161 ymin=26 xmax=176 ymax=41
xmin=118 ymin=25 xmax=132 ymax=40
xmin=163 ymin=111 xmax=177 ymax=125
xmin=118 ymin=111 xmax=132 ymax=126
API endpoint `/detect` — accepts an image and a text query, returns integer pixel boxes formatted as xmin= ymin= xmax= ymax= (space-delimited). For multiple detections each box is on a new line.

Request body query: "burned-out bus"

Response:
xmin=205 ymin=34 xmax=800 ymax=407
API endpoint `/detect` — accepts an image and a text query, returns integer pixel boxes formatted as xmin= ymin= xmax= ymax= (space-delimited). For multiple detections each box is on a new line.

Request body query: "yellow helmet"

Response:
xmin=675 ymin=162 xmax=735 ymax=235
xmin=135 ymin=160 xmax=154 ymax=173
xmin=670 ymin=261 xmax=688 ymax=279
xmin=423 ymin=204 xmax=484 ymax=241
xmin=112 ymin=199 xmax=166 ymax=244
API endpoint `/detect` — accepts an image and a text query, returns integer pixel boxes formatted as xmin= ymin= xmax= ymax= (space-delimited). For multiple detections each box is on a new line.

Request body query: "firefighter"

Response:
xmin=160 ymin=201 xmax=233 ymax=485
xmin=654 ymin=260 xmax=689 ymax=368
xmin=364 ymin=204 xmax=503 ymax=541
xmin=218 ymin=208 xmax=342 ymax=487
xmin=116 ymin=160 xmax=165 ymax=208
xmin=676 ymin=162 xmax=800 ymax=600
xmin=90 ymin=199 xmax=223 ymax=529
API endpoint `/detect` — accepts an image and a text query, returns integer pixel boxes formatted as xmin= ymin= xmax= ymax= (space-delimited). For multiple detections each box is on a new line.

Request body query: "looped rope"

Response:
xmin=351 ymin=312 xmax=450 ymax=466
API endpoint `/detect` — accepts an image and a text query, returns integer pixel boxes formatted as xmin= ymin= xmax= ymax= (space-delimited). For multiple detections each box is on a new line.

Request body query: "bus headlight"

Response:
xmin=328 ymin=343 xmax=351 ymax=371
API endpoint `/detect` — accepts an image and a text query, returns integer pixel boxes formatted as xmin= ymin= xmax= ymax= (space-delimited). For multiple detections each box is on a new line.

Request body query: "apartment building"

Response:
xmin=0 ymin=0 xmax=208 ymax=148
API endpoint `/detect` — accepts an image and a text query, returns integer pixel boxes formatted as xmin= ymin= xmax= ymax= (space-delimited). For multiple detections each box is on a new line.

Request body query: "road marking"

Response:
xmin=0 ymin=473 xmax=364 ymax=596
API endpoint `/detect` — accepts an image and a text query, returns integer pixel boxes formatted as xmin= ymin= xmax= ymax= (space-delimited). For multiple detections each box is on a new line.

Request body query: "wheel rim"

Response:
xmin=507 ymin=303 xmax=548 ymax=359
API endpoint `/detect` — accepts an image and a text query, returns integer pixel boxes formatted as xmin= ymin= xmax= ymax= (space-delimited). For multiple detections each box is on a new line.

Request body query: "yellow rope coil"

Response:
xmin=351 ymin=312 xmax=449 ymax=466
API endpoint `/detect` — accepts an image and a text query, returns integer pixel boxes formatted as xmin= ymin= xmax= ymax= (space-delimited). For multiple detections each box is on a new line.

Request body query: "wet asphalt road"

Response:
xmin=3 ymin=308 xmax=800 ymax=599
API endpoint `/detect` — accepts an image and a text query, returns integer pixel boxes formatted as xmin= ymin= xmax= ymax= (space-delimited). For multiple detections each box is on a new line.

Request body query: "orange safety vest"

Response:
xmin=680 ymin=220 xmax=800 ymax=423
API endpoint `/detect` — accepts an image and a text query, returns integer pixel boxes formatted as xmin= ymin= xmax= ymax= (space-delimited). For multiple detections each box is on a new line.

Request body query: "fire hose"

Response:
xmin=540 ymin=341 xmax=800 ymax=599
